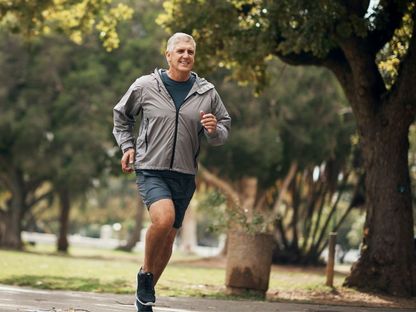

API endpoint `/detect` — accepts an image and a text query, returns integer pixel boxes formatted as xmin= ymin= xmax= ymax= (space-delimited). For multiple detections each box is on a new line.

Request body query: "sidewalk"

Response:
xmin=0 ymin=284 xmax=413 ymax=312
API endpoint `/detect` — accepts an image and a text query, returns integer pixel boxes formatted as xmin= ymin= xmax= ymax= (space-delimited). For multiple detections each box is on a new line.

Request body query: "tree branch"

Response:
xmin=334 ymin=36 xmax=387 ymax=120
xmin=26 ymin=190 xmax=54 ymax=211
xmin=275 ymin=216 xmax=289 ymax=250
xmin=344 ymin=0 xmax=371 ymax=17
xmin=367 ymin=0 xmax=407 ymax=55
xmin=198 ymin=164 xmax=240 ymax=208
xmin=272 ymin=161 xmax=297 ymax=216
xmin=275 ymin=50 xmax=325 ymax=67
xmin=313 ymin=171 xmax=350 ymax=255
xmin=303 ymin=181 xmax=325 ymax=251
xmin=317 ymin=174 xmax=364 ymax=256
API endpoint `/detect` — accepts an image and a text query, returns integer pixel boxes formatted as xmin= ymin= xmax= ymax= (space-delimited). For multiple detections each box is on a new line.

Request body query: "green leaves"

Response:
xmin=0 ymin=0 xmax=133 ymax=51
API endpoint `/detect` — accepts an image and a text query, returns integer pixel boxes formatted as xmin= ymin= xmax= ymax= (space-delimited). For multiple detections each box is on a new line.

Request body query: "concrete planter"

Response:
xmin=225 ymin=231 xmax=274 ymax=297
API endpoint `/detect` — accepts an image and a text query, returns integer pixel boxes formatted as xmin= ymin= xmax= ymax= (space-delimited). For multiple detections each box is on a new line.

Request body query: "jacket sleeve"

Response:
xmin=205 ymin=89 xmax=231 ymax=146
xmin=112 ymin=80 xmax=143 ymax=152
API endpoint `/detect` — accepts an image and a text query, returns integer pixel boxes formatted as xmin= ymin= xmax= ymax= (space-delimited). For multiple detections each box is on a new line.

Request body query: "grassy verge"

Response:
xmin=0 ymin=244 xmax=224 ymax=296
xmin=1 ymin=244 xmax=415 ymax=308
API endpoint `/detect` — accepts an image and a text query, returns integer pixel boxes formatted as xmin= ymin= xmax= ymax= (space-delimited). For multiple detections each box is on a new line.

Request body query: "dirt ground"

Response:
xmin=174 ymin=256 xmax=416 ymax=310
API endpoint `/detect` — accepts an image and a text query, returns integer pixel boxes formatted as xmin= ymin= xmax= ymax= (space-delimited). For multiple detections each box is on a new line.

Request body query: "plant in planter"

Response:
xmin=199 ymin=170 xmax=276 ymax=298
xmin=225 ymin=214 xmax=275 ymax=298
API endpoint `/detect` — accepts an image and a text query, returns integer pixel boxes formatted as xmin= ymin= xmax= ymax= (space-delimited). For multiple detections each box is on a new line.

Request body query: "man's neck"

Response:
xmin=167 ymin=69 xmax=191 ymax=82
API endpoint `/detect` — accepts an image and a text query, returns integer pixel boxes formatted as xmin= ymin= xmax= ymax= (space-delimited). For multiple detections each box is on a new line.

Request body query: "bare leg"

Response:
xmin=143 ymin=199 xmax=175 ymax=275
xmin=152 ymin=228 xmax=177 ymax=286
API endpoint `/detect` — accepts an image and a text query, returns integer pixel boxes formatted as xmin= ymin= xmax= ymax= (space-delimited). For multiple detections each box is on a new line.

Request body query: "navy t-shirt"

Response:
xmin=160 ymin=69 xmax=196 ymax=110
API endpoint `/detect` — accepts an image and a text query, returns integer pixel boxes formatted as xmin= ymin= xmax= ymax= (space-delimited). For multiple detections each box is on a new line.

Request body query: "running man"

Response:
xmin=113 ymin=32 xmax=231 ymax=311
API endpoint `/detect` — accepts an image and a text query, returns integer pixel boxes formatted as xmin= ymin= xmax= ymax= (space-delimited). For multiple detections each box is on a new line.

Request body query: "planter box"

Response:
xmin=225 ymin=231 xmax=274 ymax=297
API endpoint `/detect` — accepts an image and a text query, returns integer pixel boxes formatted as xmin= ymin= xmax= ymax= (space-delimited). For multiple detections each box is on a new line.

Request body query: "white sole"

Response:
xmin=136 ymin=296 xmax=156 ymax=306
xmin=135 ymin=300 xmax=154 ymax=311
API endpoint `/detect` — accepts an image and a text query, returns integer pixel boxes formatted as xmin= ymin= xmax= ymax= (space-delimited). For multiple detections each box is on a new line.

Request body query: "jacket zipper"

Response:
xmin=169 ymin=93 xmax=196 ymax=169
xmin=170 ymin=107 xmax=180 ymax=169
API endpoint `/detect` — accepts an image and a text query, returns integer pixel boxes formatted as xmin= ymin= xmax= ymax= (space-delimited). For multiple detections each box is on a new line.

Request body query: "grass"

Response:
xmin=0 ymin=244 xmax=225 ymax=296
xmin=1 ymin=244 xmax=415 ymax=308
xmin=0 ymin=243 xmax=340 ymax=296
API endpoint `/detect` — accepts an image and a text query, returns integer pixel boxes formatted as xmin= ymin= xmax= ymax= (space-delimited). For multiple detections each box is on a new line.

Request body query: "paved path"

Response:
xmin=0 ymin=285 xmax=413 ymax=312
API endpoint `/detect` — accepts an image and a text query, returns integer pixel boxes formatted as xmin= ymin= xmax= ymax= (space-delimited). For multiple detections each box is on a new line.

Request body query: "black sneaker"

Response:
xmin=136 ymin=269 xmax=156 ymax=306
xmin=135 ymin=299 xmax=153 ymax=312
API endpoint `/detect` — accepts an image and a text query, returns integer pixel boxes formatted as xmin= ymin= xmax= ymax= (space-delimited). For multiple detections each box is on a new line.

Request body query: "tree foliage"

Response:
xmin=0 ymin=0 xmax=133 ymax=51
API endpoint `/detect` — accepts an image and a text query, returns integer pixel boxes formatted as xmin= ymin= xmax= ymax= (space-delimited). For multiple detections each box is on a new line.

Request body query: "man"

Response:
xmin=113 ymin=33 xmax=231 ymax=312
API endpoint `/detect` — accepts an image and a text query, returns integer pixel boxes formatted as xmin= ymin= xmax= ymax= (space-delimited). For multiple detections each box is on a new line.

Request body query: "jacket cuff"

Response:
xmin=121 ymin=142 xmax=134 ymax=153
xmin=205 ymin=129 xmax=219 ymax=138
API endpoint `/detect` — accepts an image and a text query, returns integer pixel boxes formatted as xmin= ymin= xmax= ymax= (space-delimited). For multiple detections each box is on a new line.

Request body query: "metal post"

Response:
xmin=325 ymin=232 xmax=337 ymax=287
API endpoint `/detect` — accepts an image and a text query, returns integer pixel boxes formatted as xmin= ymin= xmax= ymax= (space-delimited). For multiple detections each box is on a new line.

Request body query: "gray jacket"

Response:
xmin=113 ymin=69 xmax=231 ymax=175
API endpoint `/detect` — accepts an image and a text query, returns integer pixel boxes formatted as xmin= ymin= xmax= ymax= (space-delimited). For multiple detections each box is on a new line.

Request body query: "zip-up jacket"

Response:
xmin=113 ymin=69 xmax=231 ymax=175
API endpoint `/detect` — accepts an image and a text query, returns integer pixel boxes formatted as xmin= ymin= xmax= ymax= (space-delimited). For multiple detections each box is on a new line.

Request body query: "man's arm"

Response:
xmin=112 ymin=80 xmax=143 ymax=172
xmin=202 ymin=90 xmax=231 ymax=146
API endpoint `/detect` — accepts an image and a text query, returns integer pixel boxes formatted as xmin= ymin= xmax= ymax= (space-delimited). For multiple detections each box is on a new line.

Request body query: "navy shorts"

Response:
xmin=135 ymin=170 xmax=196 ymax=229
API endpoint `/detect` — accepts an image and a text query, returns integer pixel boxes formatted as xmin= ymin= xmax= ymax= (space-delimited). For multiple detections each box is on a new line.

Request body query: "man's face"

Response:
xmin=166 ymin=41 xmax=195 ymax=74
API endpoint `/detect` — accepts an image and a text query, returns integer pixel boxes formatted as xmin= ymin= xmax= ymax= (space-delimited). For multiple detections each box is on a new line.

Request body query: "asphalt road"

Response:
xmin=0 ymin=285 xmax=414 ymax=312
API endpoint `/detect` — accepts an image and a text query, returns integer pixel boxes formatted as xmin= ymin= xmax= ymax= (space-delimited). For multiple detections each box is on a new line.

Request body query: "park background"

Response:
xmin=0 ymin=0 xmax=416 ymax=309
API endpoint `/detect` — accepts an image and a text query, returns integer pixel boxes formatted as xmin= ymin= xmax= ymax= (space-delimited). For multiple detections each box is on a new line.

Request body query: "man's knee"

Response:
xmin=149 ymin=199 xmax=175 ymax=230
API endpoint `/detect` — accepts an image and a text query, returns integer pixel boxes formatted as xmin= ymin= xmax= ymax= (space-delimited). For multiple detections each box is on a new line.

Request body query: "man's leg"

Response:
xmin=136 ymin=198 xmax=174 ymax=310
xmin=143 ymin=198 xmax=175 ymax=274
xmin=152 ymin=227 xmax=177 ymax=285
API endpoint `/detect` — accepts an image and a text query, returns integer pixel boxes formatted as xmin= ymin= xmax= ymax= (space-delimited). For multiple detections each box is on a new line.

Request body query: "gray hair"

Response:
xmin=166 ymin=32 xmax=196 ymax=52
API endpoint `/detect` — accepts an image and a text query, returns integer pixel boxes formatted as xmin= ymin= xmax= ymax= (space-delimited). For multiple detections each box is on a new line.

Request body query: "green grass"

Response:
xmin=0 ymin=244 xmax=346 ymax=299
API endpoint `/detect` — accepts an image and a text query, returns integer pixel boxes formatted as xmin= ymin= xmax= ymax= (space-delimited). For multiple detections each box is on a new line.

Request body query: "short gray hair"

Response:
xmin=166 ymin=32 xmax=196 ymax=52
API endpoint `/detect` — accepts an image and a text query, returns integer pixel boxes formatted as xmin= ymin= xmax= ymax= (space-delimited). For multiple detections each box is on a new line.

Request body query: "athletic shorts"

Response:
xmin=135 ymin=170 xmax=196 ymax=229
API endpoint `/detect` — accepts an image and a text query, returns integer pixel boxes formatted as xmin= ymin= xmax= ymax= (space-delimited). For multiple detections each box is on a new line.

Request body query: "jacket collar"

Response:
xmin=152 ymin=68 xmax=214 ymax=95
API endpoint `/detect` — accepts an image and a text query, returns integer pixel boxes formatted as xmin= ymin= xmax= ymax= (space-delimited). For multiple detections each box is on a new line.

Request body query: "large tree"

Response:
xmin=160 ymin=0 xmax=416 ymax=296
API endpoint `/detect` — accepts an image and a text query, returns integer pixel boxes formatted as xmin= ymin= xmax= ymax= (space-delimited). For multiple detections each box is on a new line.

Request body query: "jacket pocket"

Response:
xmin=194 ymin=128 xmax=204 ymax=167
xmin=145 ymin=118 xmax=149 ymax=152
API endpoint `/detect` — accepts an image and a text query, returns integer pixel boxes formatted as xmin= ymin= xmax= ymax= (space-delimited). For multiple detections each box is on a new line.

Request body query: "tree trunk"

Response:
xmin=345 ymin=117 xmax=416 ymax=296
xmin=57 ymin=188 xmax=71 ymax=253
xmin=179 ymin=200 xmax=198 ymax=254
xmin=0 ymin=172 xmax=25 ymax=249
xmin=118 ymin=198 xmax=145 ymax=252
xmin=0 ymin=200 xmax=23 ymax=249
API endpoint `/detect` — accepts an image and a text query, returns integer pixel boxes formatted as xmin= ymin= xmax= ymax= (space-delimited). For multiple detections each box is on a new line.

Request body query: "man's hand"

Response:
xmin=121 ymin=148 xmax=135 ymax=173
xmin=200 ymin=111 xmax=217 ymax=135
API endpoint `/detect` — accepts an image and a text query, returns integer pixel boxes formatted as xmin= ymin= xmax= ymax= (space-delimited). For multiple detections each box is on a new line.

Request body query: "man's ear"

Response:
xmin=165 ymin=50 xmax=171 ymax=65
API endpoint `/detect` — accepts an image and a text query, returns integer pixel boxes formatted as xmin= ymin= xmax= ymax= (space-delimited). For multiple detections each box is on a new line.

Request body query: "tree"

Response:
xmin=0 ymin=0 xmax=133 ymax=51
xmin=0 ymin=34 xmax=55 ymax=248
xmin=0 ymin=33 xmax=112 ymax=249
xmin=160 ymin=0 xmax=416 ymax=296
